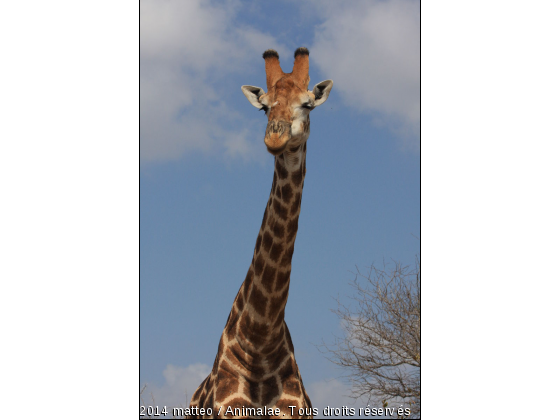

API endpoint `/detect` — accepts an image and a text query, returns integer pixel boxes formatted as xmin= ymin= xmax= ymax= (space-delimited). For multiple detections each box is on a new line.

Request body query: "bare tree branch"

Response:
xmin=318 ymin=260 xmax=420 ymax=418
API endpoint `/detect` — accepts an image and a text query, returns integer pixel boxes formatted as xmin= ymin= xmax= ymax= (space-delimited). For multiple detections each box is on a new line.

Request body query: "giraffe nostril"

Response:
xmin=269 ymin=122 xmax=281 ymax=134
xmin=267 ymin=121 xmax=291 ymax=137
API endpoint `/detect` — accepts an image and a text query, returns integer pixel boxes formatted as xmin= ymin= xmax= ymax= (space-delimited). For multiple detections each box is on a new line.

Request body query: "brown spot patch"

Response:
xmin=225 ymin=308 xmax=238 ymax=341
xmin=269 ymin=241 xmax=283 ymax=263
xmin=226 ymin=319 xmax=237 ymax=341
xmin=255 ymin=234 xmax=262 ymax=254
xmin=243 ymin=268 xmax=253 ymax=298
xmin=279 ymin=358 xmax=296 ymax=380
xmin=282 ymin=375 xmax=301 ymax=397
xmin=245 ymin=378 xmax=260 ymax=404
xmin=290 ymin=192 xmax=301 ymax=216
xmin=273 ymin=198 xmax=288 ymax=220
xmin=281 ymin=183 xmax=293 ymax=202
xmin=254 ymin=254 xmax=265 ymax=276
xmin=261 ymin=376 xmax=279 ymax=406
xmin=248 ymin=286 xmax=268 ymax=317
xmin=235 ymin=293 xmax=244 ymax=311
xmin=262 ymin=231 xmax=273 ymax=253
xmin=275 ymin=398 xmax=296 ymax=417
xmin=291 ymin=169 xmax=303 ymax=187
xmin=262 ymin=264 xmax=277 ymax=293
xmin=215 ymin=361 xmax=240 ymax=402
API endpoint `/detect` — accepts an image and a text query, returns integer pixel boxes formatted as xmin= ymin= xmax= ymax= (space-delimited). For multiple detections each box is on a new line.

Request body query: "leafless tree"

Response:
xmin=320 ymin=260 xmax=420 ymax=418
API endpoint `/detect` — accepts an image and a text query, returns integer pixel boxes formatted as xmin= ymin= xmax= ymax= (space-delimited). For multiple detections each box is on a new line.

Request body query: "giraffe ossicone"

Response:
xmin=188 ymin=47 xmax=333 ymax=419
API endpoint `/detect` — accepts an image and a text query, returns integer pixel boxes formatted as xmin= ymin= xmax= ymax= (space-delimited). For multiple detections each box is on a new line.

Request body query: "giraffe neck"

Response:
xmin=232 ymin=143 xmax=307 ymax=353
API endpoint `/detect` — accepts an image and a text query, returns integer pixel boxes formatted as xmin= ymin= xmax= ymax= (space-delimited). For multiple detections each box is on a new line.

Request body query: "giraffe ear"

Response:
xmin=311 ymin=80 xmax=333 ymax=107
xmin=241 ymin=85 xmax=266 ymax=109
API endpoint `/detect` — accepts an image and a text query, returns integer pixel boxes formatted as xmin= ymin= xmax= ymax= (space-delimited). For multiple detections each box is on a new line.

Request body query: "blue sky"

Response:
xmin=140 ymin=0 xmax=419 ymax=414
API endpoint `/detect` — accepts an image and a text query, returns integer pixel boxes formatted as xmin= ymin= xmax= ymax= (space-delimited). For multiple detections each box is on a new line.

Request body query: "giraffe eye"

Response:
xmin=260 ymin=105 xmax=269 ymax=113
xmin=301 ymin=102 xmax=313 ymax=110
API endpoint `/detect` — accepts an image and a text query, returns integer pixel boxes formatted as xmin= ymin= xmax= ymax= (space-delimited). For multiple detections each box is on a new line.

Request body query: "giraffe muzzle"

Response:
xmin=264 ymin=121 xmax=292 ymax=155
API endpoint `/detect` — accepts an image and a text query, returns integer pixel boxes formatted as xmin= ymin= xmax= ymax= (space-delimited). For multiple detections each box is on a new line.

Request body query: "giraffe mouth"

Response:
xmin=264 ymin=121 xmax=291 ymax=155
xmin=264 ymin=134 xmax=291 ymax=155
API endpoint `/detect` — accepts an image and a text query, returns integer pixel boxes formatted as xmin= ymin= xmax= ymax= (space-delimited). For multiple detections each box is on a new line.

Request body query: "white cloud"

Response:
xmin=141 ymin=363 xmax=211 ymax=413
xmin=140 ymin=0 xmax=287 ymax=163
xmin=224 ymin=127 xmax=266 ymax=162
xmin=311 ymin=0 xmax=420 ymax=148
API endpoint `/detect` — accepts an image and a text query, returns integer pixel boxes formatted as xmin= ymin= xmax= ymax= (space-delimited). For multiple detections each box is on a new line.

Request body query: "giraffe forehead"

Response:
xmin=271 ymin=78 xmax=307 ymax=101
xmin=275 ymin=77 xmax=296 ymax=90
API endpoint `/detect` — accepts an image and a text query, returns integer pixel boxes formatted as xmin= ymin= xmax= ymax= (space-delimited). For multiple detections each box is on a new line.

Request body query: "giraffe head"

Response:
xmin=241 ymin=48 xmax=333 ymax=156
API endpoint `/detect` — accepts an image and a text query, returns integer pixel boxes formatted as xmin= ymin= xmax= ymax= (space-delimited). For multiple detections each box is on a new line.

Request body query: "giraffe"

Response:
xmin=187 ymin=47 xmax=333 ymax=419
